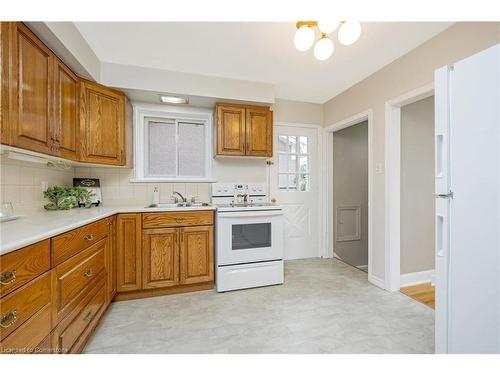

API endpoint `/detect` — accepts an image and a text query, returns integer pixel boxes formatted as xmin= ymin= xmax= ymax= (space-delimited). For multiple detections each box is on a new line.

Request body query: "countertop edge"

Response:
xmin=0 ymin=206 xmax=216 ymax=256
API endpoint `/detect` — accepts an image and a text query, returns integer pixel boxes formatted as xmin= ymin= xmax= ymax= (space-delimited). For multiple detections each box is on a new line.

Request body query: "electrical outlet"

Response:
xmin=41 ymin=181 xmax=48 ymax=192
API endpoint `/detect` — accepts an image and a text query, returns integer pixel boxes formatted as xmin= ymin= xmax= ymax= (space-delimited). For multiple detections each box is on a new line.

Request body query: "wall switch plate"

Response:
xmin=41 ymin=181 xmax=48 ymax=192
xmin=375 ymin=163 xmax=384 ymax=174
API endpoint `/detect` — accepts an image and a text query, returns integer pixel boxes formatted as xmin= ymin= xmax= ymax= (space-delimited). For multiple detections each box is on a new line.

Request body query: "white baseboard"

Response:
xmin=368 ymin=274 xmax=386 ymax=290
xmin=400 ymin=269 xmax=435 ymax=287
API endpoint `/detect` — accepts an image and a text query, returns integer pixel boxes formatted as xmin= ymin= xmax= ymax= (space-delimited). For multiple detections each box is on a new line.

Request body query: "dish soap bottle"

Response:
xmin=152 ymin=186 xmax=160 ymax=205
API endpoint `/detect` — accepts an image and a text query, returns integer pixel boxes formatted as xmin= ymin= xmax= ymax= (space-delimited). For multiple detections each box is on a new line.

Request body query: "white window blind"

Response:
xmin=178 ymin=122 xmax=205 ymax=177
xmin=148 ymin=120 xmax=176 ymax=176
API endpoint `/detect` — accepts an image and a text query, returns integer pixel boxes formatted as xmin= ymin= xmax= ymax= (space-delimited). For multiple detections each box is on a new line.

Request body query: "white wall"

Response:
xmin=323 ymin=22 xmax=500 ymax=282
xmin=400 ymin=96 xmax=435 ymax=275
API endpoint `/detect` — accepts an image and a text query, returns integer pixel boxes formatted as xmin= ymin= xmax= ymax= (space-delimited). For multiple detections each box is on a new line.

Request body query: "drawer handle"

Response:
xmin=0 ymin=270 xmax=16 ymax=285
xmin=83 ymin=310 xmax=93 ymax=323
xmin=0 ymin=309 xmax=17 ymax=328
xmin=175 ymin=217 xmax=185 ymax=223
xmin=83 ymin=268 xmax=93 ymax=278
xmin=84 ymin=234 xmax=94 ymax=241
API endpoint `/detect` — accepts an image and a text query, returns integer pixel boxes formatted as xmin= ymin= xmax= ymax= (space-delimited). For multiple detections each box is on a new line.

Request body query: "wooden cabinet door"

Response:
xmin=1 ymin=23 xmax=11 ymax=145
xmin=142 ymin=228 xmax=179 ymax=289
xmin=10 ymin=22 xmax=54 ymax=155
xmin=80 ymin=80 xmax=125 ymax=165
xmin=179 ymin=226 xmax=214 ymax=285
xmin=107 ymin=217 xmax=117 ymax=301
xmin=116 ymin=214 xmax=142 ymax=292
xmin=245 ymin=106 xmax=273 ymax=157
xmin=216 ymin=104 xmax=246 ymax=156
xmin=53 ymin=58 xmax=78 ymax=160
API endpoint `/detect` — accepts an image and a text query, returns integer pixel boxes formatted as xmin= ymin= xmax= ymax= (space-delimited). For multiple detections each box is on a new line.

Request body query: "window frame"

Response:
xmin=131 ymin=103 xmax=215 ymax=183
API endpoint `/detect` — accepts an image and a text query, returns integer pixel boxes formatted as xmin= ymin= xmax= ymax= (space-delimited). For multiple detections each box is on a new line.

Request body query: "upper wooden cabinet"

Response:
xmin=215 ymin=103 xmax=273 ymax=157
xmin=53 ymin=58 xmax=79 ymax=160
xmin=9 ymin=22 xmax=54 ymax=154
xmin=79 ymin=80 xmax=126 ymax=165
xmin=0 ymin=22 xmax=127 ymax=166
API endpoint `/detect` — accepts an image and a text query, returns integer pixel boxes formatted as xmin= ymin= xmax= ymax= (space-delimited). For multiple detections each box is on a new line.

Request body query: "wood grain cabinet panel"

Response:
xmin=52 ymin=238 xmax=107 ymax=324
xmin=0 ymin=303 xmax=52 ymax=354
xmin=116 ymin=214 xmax=142 ymax=292
xmin=1 ymin=23 xmax=11 ymax=144
xmin=0 ymin=239 xmax=50 ymax=298
xmin=216 ymin=104 xmax=246 ymax=155
xmin=107 ymin=216 xmax=117 ymax=301
xmin=0 ymin=272 xmax=51 ymax=340
xmin=245 ymin=107 xmax=273 ymax=157
xmin=10 ymin=22 xmax=54 ymax=154
xmin=215 ymin=103 xmax=273 ymax=157
xmin=53 ymin=58 xmax=78 ymax=160
xmin=79 ymin=80 xmax=125 ymax=165
xmin=142 ymin=228 xmax=179 ymax=289
xmin=142 ymin=211 xmax=214 ymax=229
xmin=180 ymin=226 xmax=214 ymax=285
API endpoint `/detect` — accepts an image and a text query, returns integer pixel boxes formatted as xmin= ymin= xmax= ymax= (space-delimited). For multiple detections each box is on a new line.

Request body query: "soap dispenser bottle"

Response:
xmin=152 ymin=186 xmax=160 ymax=205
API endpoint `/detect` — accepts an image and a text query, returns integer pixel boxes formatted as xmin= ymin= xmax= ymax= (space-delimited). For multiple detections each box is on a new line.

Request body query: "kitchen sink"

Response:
xmin=144 ymin=202 xmax=210 ymax=209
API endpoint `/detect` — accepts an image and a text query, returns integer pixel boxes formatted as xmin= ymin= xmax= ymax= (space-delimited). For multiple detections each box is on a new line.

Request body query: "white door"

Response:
xmin=269 ymin=125 xmax=319 ymax=259
xmin=435 ymin=44 xmax=500 ymax=353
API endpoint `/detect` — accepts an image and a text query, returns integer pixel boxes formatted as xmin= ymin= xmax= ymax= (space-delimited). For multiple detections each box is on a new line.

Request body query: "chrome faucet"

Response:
xmin=173 ymin=191 xmax=186 ymax=203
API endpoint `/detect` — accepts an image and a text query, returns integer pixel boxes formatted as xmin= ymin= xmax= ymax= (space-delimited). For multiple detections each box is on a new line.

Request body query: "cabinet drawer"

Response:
xmin=0 ymin=272 xmax=51 ymax=340
xmin=142 ymin=211 xmax=213 ymax=228
xmin=57 ymin=276 xmax=106 ymax=353
xmin=53 ymin=238 xmax=106 ymax=322
xmin=52 ymin=218 xmax=111 ymax=266
xmin=0 ymin=240 xmax=50 ymax=298
xmin=0 ymin=303 xmax=51 ymax=354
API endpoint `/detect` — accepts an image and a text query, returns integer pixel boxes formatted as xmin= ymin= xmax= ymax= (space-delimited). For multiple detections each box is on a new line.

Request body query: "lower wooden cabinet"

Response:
xmin=116 ymin=214 xmax=142 ymax=292
xmin=142 ymin=228 xmax=179 ymax=289
xmin=180 ymin=226 xmax=214 ymax=285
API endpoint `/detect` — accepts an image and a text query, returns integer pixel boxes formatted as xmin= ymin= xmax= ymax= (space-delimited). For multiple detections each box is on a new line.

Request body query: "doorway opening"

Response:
xmin=332 ymin=121 xmax=369 ymax=273
xmin=385 ymin=83 xmax=434 ymax=292
xmin=325 ymin=110 xmax=376 ymax=286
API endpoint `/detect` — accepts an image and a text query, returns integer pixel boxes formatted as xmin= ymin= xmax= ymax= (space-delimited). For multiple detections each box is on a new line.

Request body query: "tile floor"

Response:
xmin=84 ymin=258 xmax=434 ymax=354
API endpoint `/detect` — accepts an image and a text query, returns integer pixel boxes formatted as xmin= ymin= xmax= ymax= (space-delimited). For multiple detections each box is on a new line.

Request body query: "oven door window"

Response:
xmin=232 ymin=223 xmax=271 ymax=250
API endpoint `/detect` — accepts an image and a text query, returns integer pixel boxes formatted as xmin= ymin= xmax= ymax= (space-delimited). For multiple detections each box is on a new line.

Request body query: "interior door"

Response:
xmin=270 ymin=125 xmax=319 ymax=259
xmin=435 ymin=44 xmax=500 ymax=354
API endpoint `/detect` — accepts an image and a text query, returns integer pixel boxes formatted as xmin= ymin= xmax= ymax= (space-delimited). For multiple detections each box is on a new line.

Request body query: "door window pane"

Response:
xmin=232 ymin=223 xmax=271 ymax=250
xmin=277 ymin=134 xmax=310 ymax=192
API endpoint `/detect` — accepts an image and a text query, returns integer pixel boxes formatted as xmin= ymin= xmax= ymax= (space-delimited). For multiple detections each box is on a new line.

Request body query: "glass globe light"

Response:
xmin=294 ymin=25 xmax=315 ymax=51
xmin=313 ymin=36 xmax=334 ymax=61
xmin=317 ymin=19 xmax=339 ymax=34
xmin=338 ymin=21 xmax=361 ymax=45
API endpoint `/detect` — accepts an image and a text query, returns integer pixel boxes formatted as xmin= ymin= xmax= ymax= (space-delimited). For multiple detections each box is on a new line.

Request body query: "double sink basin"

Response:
xmin=144 ymin=202 xmax=210 ymax=209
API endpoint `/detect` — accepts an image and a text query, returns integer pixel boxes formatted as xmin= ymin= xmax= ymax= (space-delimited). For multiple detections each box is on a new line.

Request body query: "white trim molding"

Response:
xmin=385 ymin=83 xmax=434 ymax=292
xmin=400 ymin=269 xmax=435 ymax=288
xmin=324 ymin=110 xmax=376 ymax=288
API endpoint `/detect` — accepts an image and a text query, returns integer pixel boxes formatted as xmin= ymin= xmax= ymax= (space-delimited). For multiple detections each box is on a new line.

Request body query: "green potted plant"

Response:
xmin=43 ymin=186 xmax=95 ymax=210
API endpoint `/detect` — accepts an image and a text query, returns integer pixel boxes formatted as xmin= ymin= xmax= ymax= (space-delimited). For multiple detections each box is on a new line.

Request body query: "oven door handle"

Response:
xmin=217 ymin=210 xmax=283 ymax=218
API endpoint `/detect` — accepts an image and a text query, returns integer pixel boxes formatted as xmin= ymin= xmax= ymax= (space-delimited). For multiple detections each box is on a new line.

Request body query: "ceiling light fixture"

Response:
xmin=294 ymin=20 xmax=361 ymax=61
xmin=160 ymin=95 xmax=189 ymax=104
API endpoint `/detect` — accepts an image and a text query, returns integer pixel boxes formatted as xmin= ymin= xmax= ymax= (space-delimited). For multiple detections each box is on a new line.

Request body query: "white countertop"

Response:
xmin=0 ymin=204 xmax=216 ymax=256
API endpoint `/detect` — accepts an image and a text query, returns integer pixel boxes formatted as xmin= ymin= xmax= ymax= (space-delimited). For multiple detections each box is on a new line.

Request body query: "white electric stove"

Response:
xmin=211 ymin=183 xmax=284 ymax=292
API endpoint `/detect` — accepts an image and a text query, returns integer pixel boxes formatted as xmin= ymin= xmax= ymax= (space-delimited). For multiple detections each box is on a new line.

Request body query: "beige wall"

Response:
xmin=333 ymin=121 xmax=368 ymax=268
xmin=273 ymin=99 xmax=323 ymax=125
xmin=0 ymin=157 xmax=74 ymax=214
xmin=323 ymin=22 xmax=500 ymax=281
xmin=400 ymin=97 xmax=435 ymax=274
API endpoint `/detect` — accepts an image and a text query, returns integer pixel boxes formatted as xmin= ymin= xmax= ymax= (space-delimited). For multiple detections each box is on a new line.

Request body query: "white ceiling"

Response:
xmin=74 ymin=22 xmax=452 ymax=103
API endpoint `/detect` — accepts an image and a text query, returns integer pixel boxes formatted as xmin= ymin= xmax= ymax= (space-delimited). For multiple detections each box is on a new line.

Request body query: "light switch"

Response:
xmin=375 ymin=163 xmax=384 ymax=174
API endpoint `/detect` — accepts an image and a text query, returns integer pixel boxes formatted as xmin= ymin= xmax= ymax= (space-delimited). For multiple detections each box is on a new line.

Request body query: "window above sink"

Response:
xmin=131 ymin=103 xmax=216 ymax=183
